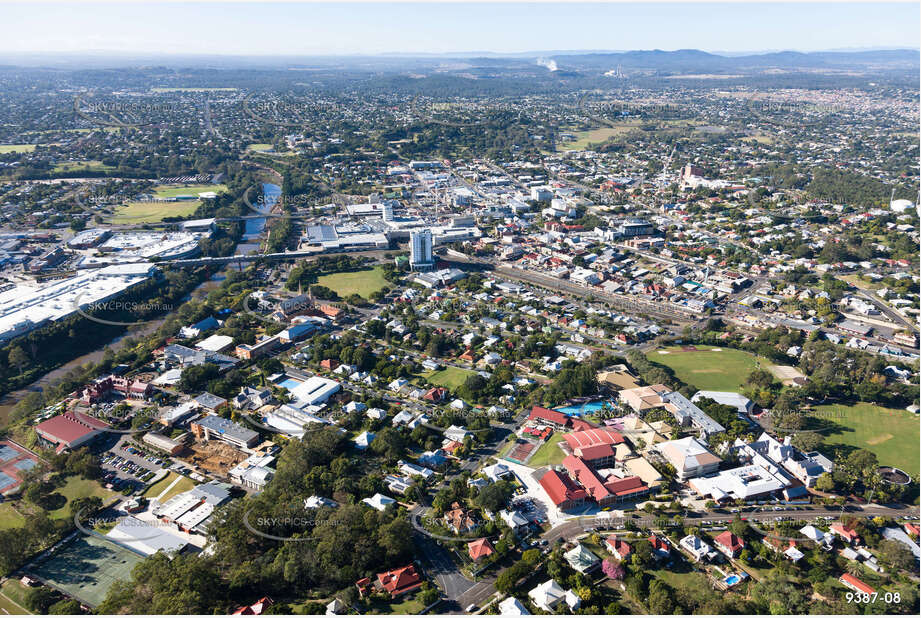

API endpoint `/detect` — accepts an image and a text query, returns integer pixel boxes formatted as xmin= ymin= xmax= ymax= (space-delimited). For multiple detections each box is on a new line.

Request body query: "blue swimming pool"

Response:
xmin=554 ymin=400 xmax=616 ymax=416
xmin=277 ymin=377 xmax=303 ymax=391
xmin=723 ymin=574 xmax=742 ymax=586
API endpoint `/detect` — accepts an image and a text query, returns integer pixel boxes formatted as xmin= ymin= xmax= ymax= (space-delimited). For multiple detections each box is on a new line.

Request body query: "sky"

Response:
xmin=0 ymin=1 xmax=918 ymax=56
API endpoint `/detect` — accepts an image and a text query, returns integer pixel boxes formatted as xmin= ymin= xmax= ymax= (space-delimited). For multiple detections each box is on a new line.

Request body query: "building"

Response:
xmin=538 ymin=468 xmax=588 ymax=511
xmin=235 ymin=335 xmax=281 ymax=360
xmin=229 ymin=453 xmax=276 ymax=491
xmin=80 ymin=375 xmax=151 ymax=404
xmin=564 ymin=543 xmax=600 ymax=573
xmin=409 ymin=229 xmax=434 ymax=271
xmin=839 ymin=573 xmax=875 ymax=595
xmin=142 ymin=432 xmax=184 ymax=455
xmin=562 ymin=455 xmax=650 ymax=506
xmin=376 ymin=565 xmax=423 ymax=597
xmin=691 ymin=391 xmax=754 ymax=416
xmin=287 ymin=376 xmax=341 ymax=407
xmin=656 ymin=437 xmax=721 ymax=480
xmin=190 ymin=415 xmax=259 ymax=449
xmin=562 ymin=428 xmax=626 ymax=467
xmin=153 ymin=481 xmax=231 ymax=535
xmin=528 ymin=580 xmax=580 ymax=613
xmin=444 ymin=502 xmax=477 ymax=534
xmin=468 ymin=538 xmax=495 ymax=562
xmin=689 ymin=463 xmax=789 ymax=502
xmin=106 ymin=515 xmax=188 ymax=556
xmin=35 ymin=411 xmax=109 ymax=453
xmin=497 ymin=597 xmax=530 ymax=615
xmin=606 ymin=536 xmax=633 ymax=561
xmin=620 ymin=385 xmax=724 ymax=435
xmin=830 ymin=523 xmax=861 ymax=545
xmin=714 ymin=531 xmax=745 ymax=558
xmin=679 ymin=534 xmax=715 ymax=562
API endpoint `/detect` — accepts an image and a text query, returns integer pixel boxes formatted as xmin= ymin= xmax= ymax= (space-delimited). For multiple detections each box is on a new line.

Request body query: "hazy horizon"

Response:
xmin=0 ymin=2 xmax=918 ymax=57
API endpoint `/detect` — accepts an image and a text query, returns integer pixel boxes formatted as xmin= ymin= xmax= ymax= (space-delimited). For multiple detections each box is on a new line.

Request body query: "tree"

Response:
xmin=877 ymin=539 xmax=915 ymax=571
xmin=815 ymin=473 xmax=835 ymax=493
xmin=7 ymin=345 xmax=29 ymax=375
xmin=602 ymin=558 xmax=625 ymax=580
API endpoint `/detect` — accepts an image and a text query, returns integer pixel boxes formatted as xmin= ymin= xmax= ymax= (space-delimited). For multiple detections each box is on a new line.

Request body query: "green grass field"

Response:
xmin=246 ymin=143 xmax=274 ymax=152
xmin=809 ymin=403 xmax=919 ymax=478
xmin=108 ymin=200 xmax=201 ymax=223
xmin=559 ymin=126 xmax=637 ymax=150
xmin=315 ymin=267 xmax=389 ymax=299
xmin=152 ymin=183 xmax=227 ymax=198
xmin=527 ymin=432 xmax=567 ymax=467
xmin=422 ymin=366 xmax=476 ymax=390
xmin=51 ymin=160 xmax=115 ymax=174
xmin=0 ymin=579 xmax=31 ymax=614
xmin=0 ymin=144 xmax=36 ymax=154
xmin=143 ymin=471 xmax=195 ymax=502
xmin=0 ymin=501 xmax=26 ymax=530
xmin=646 ymin=346 xmax=764 ymax=392
xmin=47 ymin=476 xmax=114 ymax=521
xmin=107 ymin=183 xmax=225 ymax=223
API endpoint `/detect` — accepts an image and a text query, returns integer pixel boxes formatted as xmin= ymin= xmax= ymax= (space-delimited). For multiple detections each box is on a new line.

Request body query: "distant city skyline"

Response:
xmin=0 ymin=2 xmax=918 ymax=57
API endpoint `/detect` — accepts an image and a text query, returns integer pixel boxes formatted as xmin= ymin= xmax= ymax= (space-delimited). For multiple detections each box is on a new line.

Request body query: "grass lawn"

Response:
xmin=51 ymin=160 xmax=115 ymax=174
xmin=421 ymin=366 xmax=476 ymax=390
xmin=0 ymin=144 xmax=36 ymax=154
xmin=108 ymin=200 xmax=201 ymax=223
xmin=153 ymin=183 xmax=227 ymax=198
xmin=1 ymin=580 xmax=31 ymax=612
xmin=246 ymin=143 xmax=274 ymax=152
xmin=527 ymin=432 xmax=567 ymax=467
xmin=0 ymin=502 xmax=26 ymax=530
xmin=648 ymin=563 xmax=710 ymax=590
xmin=47 ymin=476 xmax=114 ymax=521
xmin=559 ymin=124 xmax=639 ymax=150
xmin=143 ymin=471 xmax=196 ymax=502
xmin=809 ymin=403 xmax=919 ymax=478
xmin=0 ymin=581 xmax=31 ymax=615
xmin=315 ymin=266 xmax=389 ymax=299
xmin=366 ymin=594 xmax=425 ymax=615
xmin=646 ymin=346 xmax=764 ymax=392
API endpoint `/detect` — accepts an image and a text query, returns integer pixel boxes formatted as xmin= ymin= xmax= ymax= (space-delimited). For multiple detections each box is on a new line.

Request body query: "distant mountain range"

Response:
xmin=0 ymin=48 xmax=917 ymax=72
xmin=544 ymin=48 xmax=919 ymax=72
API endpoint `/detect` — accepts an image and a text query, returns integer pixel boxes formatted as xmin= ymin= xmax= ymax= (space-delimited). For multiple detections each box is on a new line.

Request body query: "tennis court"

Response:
xmin=26 ymin=534 xmax=144 ymax=608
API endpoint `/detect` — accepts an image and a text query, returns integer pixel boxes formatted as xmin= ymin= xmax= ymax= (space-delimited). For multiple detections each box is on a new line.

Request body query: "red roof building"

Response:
xmin=606 ymin=536 xmax=633 ymax=561
xmin=232 ymin=597 xmax=273 ymax=615
xmin=467 ymin=538 xmax=495 ymax=561
xmin=423 ymin=387 xmax=447 ymax=403
xmin=904 ymin=522 xmax=919 ymax=537
xmin=529 ymin=406 xmax=571 ymax=428
xmin=830 ymin=523 xmax=860 ymax=544
xmin=377 ymin=565 xmax=423 ymax=597
xmin=563 ymin=428 xmax=625 ymax=466
xmin=35 ymin=412 xmax=109 ymax=453
xmin=839 ymin=573 xmax=875 ymax=595
xmin=562 ymin=455 xmax=650 ymax=507
xmin=714 ymin=531 xmax=745 ymax=558
xmin=648 ymin=535 xmax=670 ymax=560
xmin=538 ymin=469 xmax=588 ymax=511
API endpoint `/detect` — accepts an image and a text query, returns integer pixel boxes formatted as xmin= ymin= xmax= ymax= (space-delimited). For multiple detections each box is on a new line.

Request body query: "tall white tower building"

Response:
xmin=409 ymin=229 xmax=434 ymax=271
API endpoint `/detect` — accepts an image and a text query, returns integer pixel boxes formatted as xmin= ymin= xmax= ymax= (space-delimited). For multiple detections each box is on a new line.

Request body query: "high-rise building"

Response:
xmin=409 ymin=229 xmax=434 ymax=271
xmin=381 ymin=202 xmax=394 ymax=222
